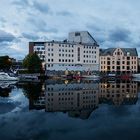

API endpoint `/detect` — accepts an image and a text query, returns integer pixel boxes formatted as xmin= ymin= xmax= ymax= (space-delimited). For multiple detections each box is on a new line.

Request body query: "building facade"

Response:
xmin=29 ymin=31 xmax=99 ymax=72
xmin=100 ymin=48 xmax=138 ymax=74
xmin=45 ymin=41 xmax=99 ymax=72
xmin=29 ymin=42 xmax=46 ymax=61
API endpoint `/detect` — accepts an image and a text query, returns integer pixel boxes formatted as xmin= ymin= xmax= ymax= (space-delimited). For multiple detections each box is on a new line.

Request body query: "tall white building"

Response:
xmin=45 ymin=40 xmax=99 ymax=72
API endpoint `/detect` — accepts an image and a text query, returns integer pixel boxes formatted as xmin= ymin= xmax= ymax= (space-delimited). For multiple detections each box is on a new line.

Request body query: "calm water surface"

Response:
xmin=0 ymin=79 xmax=140 ymax=140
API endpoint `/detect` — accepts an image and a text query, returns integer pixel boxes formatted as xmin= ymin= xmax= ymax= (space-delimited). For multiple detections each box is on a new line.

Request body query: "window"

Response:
xmin=117 ymin=52 xmax=120 ymax=55
xmin=78 ymin=47 xmax=80 ymax=61
xmin=127 ymin=57 xmax=130 ymax=60
xmin=59 ymin=59 xmax=61 ymax=62
xmin=127 ymin=66 xmax=130 ymax=70
xmin=122 ymin=66 xmax=125 ymax=69
xmin=75 ymin=32 xmax=80 ymax=36
xmin=117 ymin=61 xmax=120 ymax=65
xmin=127 ymin=61 xmax=130 ymax=65
xmin=107 ymin=61 xmax=110 ymax=65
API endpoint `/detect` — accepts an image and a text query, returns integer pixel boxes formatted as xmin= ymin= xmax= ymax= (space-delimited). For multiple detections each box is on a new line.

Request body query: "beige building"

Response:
xmin=100 ymin=48 xmax=138 ymax=74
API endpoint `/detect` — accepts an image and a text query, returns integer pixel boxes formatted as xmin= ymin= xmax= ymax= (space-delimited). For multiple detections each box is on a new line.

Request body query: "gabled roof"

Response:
xmin=100 ymin=48 xmax=138 ymax=56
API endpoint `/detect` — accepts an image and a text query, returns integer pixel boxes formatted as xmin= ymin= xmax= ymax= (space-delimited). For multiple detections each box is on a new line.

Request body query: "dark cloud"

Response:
xmin=0 ymin=17 xmax=7 ymax=24
xmin=0 ymin=40 xmax=26 ymax=59
xmin=109 ymin=28 xmax=131 ymax=42
xmin=12 ymin=0 xmax=29 ymax=6
xmin=11 ymin=0 xmax=29 ymax=8
xmin=22 ymin=33 xmax=40 ymax=40
xmin=56 ymin=11 xmax=73 ymax=16
xmin=32 ymin=1 xmax=50 ymax=14
xmin=27 ymin=16 xmax=58 ymax=34
xmin=0 ymin=30 xmax=16 ymax=43
xmin=27 ymin=17 xmax=47 ymax=32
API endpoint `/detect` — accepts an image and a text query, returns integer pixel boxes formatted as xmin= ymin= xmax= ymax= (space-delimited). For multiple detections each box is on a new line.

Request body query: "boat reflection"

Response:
xmin=28 ymin=80 xmax=138 ymax=119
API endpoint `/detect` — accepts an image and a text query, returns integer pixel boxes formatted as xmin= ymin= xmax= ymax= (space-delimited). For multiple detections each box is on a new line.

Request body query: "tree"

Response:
xmin=23 ymin=53 xmax=42 ymax=73
xmin=0 ymin=56 xmax=12 ymax=70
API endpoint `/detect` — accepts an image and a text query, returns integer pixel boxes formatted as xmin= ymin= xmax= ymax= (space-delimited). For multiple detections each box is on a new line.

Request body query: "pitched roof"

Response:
xmin=100 ymin=48 xmax=138 ymax=56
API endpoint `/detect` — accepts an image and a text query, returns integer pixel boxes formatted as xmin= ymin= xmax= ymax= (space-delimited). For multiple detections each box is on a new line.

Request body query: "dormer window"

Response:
xmin=117 ymin=51 xmax=120 ymax=55
xmin=127 ymin=52 xmax=130 ymax=56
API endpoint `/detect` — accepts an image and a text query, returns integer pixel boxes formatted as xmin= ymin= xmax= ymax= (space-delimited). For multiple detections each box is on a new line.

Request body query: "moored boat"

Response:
xmin=0 ymin=72 xmax=18 ymax=81
xmin=82 ymin=75 xmax=100 ymax=80
xmin=132 ymin=73 xmax=140 ymax=78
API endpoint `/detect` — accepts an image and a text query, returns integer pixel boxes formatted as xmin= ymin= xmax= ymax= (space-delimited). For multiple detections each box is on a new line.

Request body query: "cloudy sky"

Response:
xmin=0 ymin=0 xmax=140 ymax=59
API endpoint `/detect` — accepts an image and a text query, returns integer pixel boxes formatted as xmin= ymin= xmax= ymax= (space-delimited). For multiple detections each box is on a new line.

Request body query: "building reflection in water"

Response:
xmin=28 ymin=80 xmax=138 ymax=119
xmin=46 ymin=81 xmax=99 ymax=119
xmin=99 ymin=81 xmax=138 ymax=105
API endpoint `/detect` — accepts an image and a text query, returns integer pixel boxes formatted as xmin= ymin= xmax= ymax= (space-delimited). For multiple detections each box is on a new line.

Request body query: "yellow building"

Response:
xmin=100 ymin=48 xmax=138 ymax=74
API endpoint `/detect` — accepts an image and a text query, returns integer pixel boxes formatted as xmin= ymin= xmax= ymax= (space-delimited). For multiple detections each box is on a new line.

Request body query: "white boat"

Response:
xmin=0 ymin=72 xmax=18 ymax=81
xmin=82 ymin=75 xmax=100 ymax=80
xmin=132 ymin=73 xmax=140 ymax=78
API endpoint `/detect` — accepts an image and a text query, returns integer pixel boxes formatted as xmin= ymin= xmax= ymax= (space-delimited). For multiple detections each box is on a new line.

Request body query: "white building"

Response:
xmin=29 ymin=31 xmax=99 ymax=72
xmin=45 ymin=41 xmax=99 ymax=71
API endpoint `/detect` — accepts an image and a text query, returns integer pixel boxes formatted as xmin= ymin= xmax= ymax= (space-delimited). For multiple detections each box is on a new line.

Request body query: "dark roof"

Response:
xmin=100 ymin=48 xmax=138 ymax=56
xmin=46 ymin=40 xmax=99 ymax=46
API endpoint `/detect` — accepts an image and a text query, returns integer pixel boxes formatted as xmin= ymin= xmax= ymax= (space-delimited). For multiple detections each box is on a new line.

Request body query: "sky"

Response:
xmin=0 ymin=0 xmax=140 ymax=59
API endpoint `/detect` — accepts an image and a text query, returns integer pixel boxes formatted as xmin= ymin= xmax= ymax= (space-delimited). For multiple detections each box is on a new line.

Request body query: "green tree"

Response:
xmin=0 ymin=56 xmax=12 ymax=70
xmin=23 ymin=53 xmax=42 ymax=73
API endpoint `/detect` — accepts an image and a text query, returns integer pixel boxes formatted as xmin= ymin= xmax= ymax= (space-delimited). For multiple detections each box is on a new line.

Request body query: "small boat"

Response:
xmin=82 ymin=75 xmax=100 ymax=80
xmin=0 ymin=72 xmax=18 ymax=81
xmin=132 ymin=73 xmax=140 ymax=78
